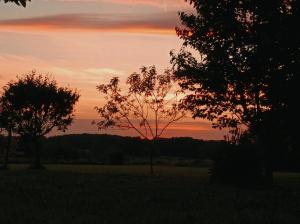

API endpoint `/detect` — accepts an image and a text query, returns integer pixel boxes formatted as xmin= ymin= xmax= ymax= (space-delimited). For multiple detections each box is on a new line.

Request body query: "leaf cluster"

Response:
xmin=95 ymin=66 xmax=186 ymax=140
xmin=172 ymin=0 xmax=299 ymax=132
xmin=1 ymin=0 xmax=30 ymax=7
xmin=0 ymin=71 xmax=80 ymax=138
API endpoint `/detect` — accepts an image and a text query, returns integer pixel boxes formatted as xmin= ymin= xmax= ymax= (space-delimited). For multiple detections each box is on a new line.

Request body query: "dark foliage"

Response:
xmin=210 ymin=143 xmax=264 ymax=187
xmin=4 ymin=133 xmax=299 ymax=171
xmin=105 ymin=148 xmax=124 ymax=165
xmin=172 ymin=0 xmax=299 ymax=131
xmin=0 ymin=71 xmax=79 ymax=168
xmin=1 ymin=0 xmax=30 ymax=7
xmin=95 ymin=66 xmax=186 ymax=174
xmin=172 ymin=0 xmax=299 ymax=184
xmin=16 ymin=134 xmax=223 ymax=165
xmin=41 ymin=134 xmax=146 ymax=163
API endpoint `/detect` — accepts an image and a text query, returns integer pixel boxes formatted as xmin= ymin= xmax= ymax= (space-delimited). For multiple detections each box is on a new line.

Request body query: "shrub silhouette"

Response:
xmin=108 ymin=152 xmax=124 ymax=165
xmin=1 ymin=71 xmax=79 ymax=169
xmin=210 ymin=143 xmax=264 ymax=187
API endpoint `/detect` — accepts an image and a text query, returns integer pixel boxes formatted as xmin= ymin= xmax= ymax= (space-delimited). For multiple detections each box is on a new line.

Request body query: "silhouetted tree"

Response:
xmin=171 ymin=0 xmax=299 ymax=184
xmin=0 ymin=102 xmax=13 ymax=169
xmin=0 ymin=129 xmax=12 ymax=170
xmin=1 ymin=71 xmax=80 ymax=169
xmin=95 ymin=66 xmax=186 ymax=174
xmin=1 ymin=0 xmax=30 ymax=7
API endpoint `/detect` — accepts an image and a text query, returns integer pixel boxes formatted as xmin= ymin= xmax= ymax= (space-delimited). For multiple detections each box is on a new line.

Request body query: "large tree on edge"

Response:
xmin=171 ymin=0 xmax=299 ymax=184
xmin=1 ymin=71 xmax=80 ymax=169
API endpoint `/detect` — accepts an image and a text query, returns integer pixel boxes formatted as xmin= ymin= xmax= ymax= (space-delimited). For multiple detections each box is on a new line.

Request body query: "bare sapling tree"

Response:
xmin=95 ymin=66 xmax=186 ymax=174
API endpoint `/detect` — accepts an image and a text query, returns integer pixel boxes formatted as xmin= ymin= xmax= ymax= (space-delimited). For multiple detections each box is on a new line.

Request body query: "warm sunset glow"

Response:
xmin=0 ymin=0 xmax=224 ymax=139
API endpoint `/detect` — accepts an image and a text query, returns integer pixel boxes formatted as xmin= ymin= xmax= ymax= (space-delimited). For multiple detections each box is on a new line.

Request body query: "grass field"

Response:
xmin=1 ymin=165 xmax=300 ymax=224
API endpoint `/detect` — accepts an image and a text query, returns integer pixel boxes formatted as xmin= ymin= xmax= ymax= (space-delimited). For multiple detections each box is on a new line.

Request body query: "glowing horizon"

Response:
xmin=0 ymin=0 xmax=226 ymax=139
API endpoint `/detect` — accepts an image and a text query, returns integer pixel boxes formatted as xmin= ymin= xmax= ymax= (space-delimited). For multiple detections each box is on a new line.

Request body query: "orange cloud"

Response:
xmin=57 ymin=0 xmax=188 ymax=8
xmin=0 ymin=12 xmax=180 ymax=35
xmin=105 ymin=0 xmax=189 ymax=8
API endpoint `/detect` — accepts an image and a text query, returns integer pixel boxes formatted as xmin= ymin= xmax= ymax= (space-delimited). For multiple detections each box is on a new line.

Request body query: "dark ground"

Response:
xmin=1 ymin=165 xmax=300 ymax=224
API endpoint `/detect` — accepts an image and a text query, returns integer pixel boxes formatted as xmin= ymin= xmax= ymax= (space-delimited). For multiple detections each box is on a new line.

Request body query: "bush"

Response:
xmin=105 ymin=147 xmax=124 ymax=165
xmin=210 ymin=143 xmax=264 ymax=187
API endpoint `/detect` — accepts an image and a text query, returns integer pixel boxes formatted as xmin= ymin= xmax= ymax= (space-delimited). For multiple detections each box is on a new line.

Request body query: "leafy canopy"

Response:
xmin=1 ymin=0 xmax=30 ymax=7
xmin=1 ymin=71 xmax=80 ymax=138
xmin=171 ymin=0 xmax=299 ymax=133
xmin=95 ymin=66 xmax=186 ymax=140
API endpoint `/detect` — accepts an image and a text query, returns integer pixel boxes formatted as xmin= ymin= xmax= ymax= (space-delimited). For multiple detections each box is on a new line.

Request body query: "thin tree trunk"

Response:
xmin=256 ymin=132 xmax=274 ymax=186
xmin=264 ymin=161 xmax=274 ymax=186
xmin=259 ymin=135 xmax=274 ymax=186
xmin=3 ymin=129 xmax=12 ymax=169
xmin=149 ymin=140 xmax=156 ymax=175
xmin=32 ymin=136 xmax=42 ymax=169
xmin=150 ymin=144 xmax=154 ymax=175
xmin=262 ymin=145 xmax=274 ymax=186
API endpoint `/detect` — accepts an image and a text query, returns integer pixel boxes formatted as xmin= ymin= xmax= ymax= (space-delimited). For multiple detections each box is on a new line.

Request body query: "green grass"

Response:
xmin=1 ymin=165 xmax=300 ymax=224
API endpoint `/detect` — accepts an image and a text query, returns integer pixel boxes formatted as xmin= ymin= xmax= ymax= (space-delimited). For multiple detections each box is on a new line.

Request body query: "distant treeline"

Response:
xmin=1 ymin=134 xmax=299 ymax=170
xmin=41 ymin=134 xmax=224 ymax=164
xmin=1 ymin=134 xmax=223 ymax=165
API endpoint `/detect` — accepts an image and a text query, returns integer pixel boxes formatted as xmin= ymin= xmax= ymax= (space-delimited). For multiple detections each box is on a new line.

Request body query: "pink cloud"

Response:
xmin=57 ymin=0 xmax=188 ymax=8
xmin=0 ymin=12 xmax=181 ymax=34
xmin=107 ymin=0 xmax=188 ymax=7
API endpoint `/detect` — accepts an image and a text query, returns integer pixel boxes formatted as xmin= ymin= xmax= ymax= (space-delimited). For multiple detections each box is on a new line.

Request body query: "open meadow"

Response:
xmin=0 ymin=0 xmax=299 ymax=224
xmin=1 ymin=165 xmax=300 ymax=224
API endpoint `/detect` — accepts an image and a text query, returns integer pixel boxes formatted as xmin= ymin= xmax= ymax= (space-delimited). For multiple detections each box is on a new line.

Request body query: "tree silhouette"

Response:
xmin=0 ymin=71 xmax=80 ymax=168
xmin=0 ymin=105 xmax=13 ymax=170
xmin=1 ymin=0 xmax=30 ymax=7
xmin=95 ymin=66 xmax=186 ymax=174
xmin=171 ymin=0 xmax=299 ymax=184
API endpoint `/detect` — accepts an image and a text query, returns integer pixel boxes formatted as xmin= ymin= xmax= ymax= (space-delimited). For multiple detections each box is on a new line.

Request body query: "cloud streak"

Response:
xmin=0 ymin=12 xmax=181 ymax=34
xmin=56 ymin=0 xmax=188 ymax=8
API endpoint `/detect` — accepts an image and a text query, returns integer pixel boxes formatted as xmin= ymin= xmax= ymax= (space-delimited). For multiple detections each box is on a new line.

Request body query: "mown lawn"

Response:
xmin=1 ymin=165 xmax=300 ymax=224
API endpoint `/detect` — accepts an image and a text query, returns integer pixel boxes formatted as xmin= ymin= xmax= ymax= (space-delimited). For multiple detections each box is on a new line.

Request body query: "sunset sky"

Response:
xmin=0 ymin=0 xmax=226 ymax=139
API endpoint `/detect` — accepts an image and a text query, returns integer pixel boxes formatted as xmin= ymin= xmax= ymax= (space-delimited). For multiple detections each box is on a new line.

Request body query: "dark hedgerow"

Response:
xmin=210 ymin=143 xmax=264 ymax=187
xmin=105 ymin=147 xmax=124 ymax=165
